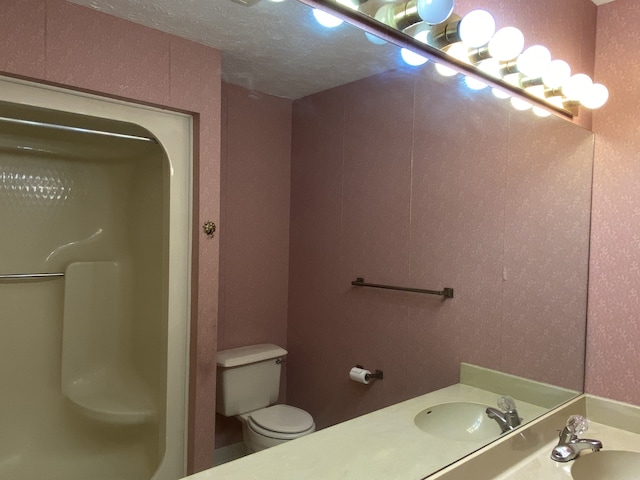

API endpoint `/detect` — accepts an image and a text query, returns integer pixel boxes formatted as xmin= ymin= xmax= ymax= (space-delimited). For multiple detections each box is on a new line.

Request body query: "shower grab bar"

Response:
xmin=351 ymin=277 xmax=454 ymax=298
xmin=0 ymin=116 xmax=158 ymax=143
xmin=0 ymin=272 xmax=64 ymax=280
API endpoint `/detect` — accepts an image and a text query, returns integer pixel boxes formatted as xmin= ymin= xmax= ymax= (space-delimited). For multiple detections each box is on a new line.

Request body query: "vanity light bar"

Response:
xmin=307 ymin=0 xmax=609 ymax=117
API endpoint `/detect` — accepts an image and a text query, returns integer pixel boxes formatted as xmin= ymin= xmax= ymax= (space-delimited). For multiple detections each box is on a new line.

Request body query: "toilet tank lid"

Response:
xmin=217 ymin=344 xmax=288 ymax=368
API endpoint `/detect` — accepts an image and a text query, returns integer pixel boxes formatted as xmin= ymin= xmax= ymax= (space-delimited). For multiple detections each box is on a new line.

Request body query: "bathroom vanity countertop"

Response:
xmin=491 ymin=420 xmax=640 ymax=480
xmin=184 ymin=383 xmax=547 ymax=480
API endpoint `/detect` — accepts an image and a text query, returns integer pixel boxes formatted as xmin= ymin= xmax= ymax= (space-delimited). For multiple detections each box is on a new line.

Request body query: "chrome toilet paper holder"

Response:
xmin=356 ymin=365 xmax=384 ymax=381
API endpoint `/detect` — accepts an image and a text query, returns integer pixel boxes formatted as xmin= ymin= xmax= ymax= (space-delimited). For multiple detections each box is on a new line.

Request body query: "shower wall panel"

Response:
xmin=0 ymin=132 xmax=166 ymax=479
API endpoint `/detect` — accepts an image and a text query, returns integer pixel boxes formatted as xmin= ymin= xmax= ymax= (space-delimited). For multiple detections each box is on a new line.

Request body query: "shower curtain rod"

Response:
xmin=0 ymin=116 xmax=158 ymax=143
xmin=0 ymin=272 xmax=64 ymax=280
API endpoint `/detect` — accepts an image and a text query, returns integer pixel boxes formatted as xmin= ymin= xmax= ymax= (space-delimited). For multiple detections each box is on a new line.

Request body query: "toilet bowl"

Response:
xmin=238 ymin=404 xmax=316 ymax=452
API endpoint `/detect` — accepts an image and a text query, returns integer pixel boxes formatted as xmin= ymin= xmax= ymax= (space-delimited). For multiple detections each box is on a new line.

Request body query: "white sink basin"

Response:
xmin=413 ymin=402 xmax=503 ymax=442
xmin=571 ymin=450 xmax=640 ymax=480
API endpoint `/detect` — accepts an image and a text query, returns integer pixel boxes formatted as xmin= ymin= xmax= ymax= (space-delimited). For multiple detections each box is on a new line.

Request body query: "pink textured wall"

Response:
xmin=217 ymin=82 xmax=292 ymax=447
xmin=287 ymin=66 xmax=593 ymax=429
xmin=587 ymin=0 xmax=640 ymax=405
xmin=0 ymin=0 xmax=221 ymax=473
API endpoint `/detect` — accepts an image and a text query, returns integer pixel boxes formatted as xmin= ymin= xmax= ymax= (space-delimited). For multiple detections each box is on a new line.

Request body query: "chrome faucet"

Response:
xmin=486 ymin=396 xmax=521 ymax=433
xmin=550 ymin=415 xmax=603 ymax=462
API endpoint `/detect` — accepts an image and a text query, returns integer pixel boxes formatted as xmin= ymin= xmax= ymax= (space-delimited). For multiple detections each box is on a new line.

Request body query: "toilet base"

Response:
xmin=236 ymin=412 xmax=315 ymax=453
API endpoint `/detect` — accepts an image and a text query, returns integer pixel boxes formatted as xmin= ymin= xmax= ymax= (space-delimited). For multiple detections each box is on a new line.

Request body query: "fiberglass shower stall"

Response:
xmin=0 ymin=78 xmax=191 ymax=480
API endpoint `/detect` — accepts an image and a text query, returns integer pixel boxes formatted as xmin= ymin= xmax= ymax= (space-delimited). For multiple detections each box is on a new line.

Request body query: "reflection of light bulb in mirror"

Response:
xmin=312 ymin=9 xmax=343 ymax=28
xmin=313 ymin=0 xmax=358 ymax=28
xmin=447 ymin=42 xmax=471 ymax=62
xmin=464 ymin=76 xmax=488 ymax=90
xmin=435 ymin=63 xmax=457 ymax=76
xmin=533 ymin=106 xmax=551 ymax=117
xmin=459 ymin=10 xmax=495 ymax=48
xmin=581 ymin=83 xmax=609 ymax=109
xmin=492 ymin=88 xmax=511 ymax=99
xmin=416 ymin=0 xmax=454 ymax=25
xmin=366 ymin=3 xmax=397 ymax=44
xmin=435 ymin=42 xmax=470 ymax=77
xmin=525 ymin=84 xmax=546 ymax=99
xmin=365 ymin=32 xmax=387 ymax=45
xmin=542 ymin=60 xmax=571 ymax=89
xmin=516 ymin=45 xmax=551 ymax=78
xmin=400 ymin=30 xmax=429 ymax=67
xmin=510 ymin=97 xmax=532 ymax=111
xmin=477 ymin=58 xmax=501 ymax=78
xmin=562 ymin=74 xmax=593 ymax=101
xmin=488 ymin=27 xmax=524 ymax=61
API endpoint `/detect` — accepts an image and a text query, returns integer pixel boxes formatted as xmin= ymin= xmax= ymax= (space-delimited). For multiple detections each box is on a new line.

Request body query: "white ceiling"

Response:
xmin=68 ymin=0 xmax=401 ymax=99
xmin=68 ymin=0 xmax=613 ymax=99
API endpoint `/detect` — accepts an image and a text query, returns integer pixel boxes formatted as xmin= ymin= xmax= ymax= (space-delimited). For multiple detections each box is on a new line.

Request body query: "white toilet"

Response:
xmin=216 ymin=343 xmax=316 ymax=453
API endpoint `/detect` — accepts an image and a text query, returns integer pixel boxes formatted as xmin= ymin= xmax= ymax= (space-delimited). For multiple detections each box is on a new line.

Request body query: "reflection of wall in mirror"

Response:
xmin=285 ymin=64 xmax=592 ymax=430
xmin=3 ymin=0 xmax=640 ymax=475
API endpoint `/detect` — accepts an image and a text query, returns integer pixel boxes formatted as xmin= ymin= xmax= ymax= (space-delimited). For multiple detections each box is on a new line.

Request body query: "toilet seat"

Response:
xmin=247 ymin=404 xmax=315 ymax=440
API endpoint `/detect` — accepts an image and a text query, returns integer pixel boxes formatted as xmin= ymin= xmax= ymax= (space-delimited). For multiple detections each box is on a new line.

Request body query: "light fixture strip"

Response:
xmin=302 ymin=0 xmax=573 ymax=118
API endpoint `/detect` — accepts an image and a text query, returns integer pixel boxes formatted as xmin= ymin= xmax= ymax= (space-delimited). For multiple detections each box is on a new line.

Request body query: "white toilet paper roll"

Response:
xmin=349 ymin=367 xmax=371 ymax=384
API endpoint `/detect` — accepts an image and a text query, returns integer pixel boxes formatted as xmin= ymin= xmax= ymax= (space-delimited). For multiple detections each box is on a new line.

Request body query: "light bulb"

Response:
xmin=435 ymin=63 xmax=457 ymax=76
xmin=516 ymin=45 xmax=551 ymax=78
xmin=312 ymin=0 xmax=358 ymax=28
xmin=510 ymin=97 xmax=532 ymax=111
xmin=542 ymin=60 xmax=571 ymax=89
xmin=525 ymin=84 xmax=546 ymax=99
xmin=465 ymin=76 xmax=488 ymax=90
xmin=435 ymin=43 xmax=468 ymax=76
xmin=477 ymin=58 xmax=501 ymax=78
xmin=488 ymin=27 xmax=525 ymax=61
xmin=313 ymin=9 xmax=343 ymax=28
xmin=447 ymin=42 xmax=471 ymax=62
xmin=459 ymin=10 xmax=496 ymax=48
xmin=416 ymin=0 xmax=454 ymax=25
xmin=492 ymin=88 xmax=511 ymax=99
xmin=563 ymin=74 xmax=593 ymax=101
xmin=533 ymin=106 xmax=551 ymax=117
xmin=400 ymin=30 xmax=429 ymax=67
xmin=581 ymin=83 xmax=609 ymax=109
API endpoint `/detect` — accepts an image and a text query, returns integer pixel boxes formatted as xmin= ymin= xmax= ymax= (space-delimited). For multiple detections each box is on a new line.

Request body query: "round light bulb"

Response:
xmin=459 ymin=10 xmax=496 ymax=48
xmin=488 ymin=27 xmax=525 ymax=61
xmin=492 ymin=88 xmax=511 ymax=99
xmin=533 ymin=106 xmax=551 ymax=117
xmin=510 ymin=97 xmax=532 ymax=111
xmin=562 ymin=74 xmax=593 ymax=101
xmin=313 ymin=0 xmax=358 ymax=28
xmin=313 ymin=9 xmax=343 ymax=28
xmin=447 ymin=42 xmax=470 ymax=61
xmin=516 ymin=45 xmax=551 ymax=78
xmin=477 ymin=58 xmax=501 ymax=78
xmin=581 ymin=83 xmax=609 ymax=109
xmin=416 ymin=0 xmax=454 ymax=25
xmin=435 ymin=63 xmax=457 ymax=76
xmin=542 ymin=60 xmax=571 ymax=89
xmin=465 ymin=76 xmax=488 ymax=90
xmin=400 ymin=30 xmax=429 ymax=67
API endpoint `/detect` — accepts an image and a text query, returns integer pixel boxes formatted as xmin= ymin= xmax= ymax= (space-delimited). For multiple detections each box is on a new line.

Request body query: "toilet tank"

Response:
xmin=216 ymin=344 xmax=287 ymax=417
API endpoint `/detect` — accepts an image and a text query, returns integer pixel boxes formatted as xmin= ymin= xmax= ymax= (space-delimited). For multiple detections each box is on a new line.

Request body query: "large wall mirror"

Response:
xmin=72 ymin=0 xmax=593 ymax=476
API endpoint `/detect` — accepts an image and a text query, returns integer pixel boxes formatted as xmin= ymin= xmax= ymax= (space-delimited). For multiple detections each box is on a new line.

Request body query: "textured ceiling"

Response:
xmin=68 ymin=0 xmax=401 ymax=99
xmin=68 ymin=0 xmax=611 ymax=99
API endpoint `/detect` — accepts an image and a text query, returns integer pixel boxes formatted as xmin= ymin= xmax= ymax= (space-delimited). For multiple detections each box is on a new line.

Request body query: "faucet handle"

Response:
xmin=566 ymin=415 xmax=589 ymax=435
xmin=497 ymin=396 xmax=517 ymax=412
